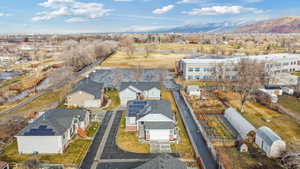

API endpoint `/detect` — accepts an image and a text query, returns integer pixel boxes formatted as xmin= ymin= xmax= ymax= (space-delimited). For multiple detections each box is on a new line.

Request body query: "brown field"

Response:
xmin=101 ymin=50 xmax=185 ymax=69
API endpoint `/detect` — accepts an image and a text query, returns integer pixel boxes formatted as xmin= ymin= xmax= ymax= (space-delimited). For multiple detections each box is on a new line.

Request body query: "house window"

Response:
xmin=195 ymin=68 xmax=200 ymax=72
xmin=188 ymin=67 xmax=194 ymax=72
xmin=188 ymin=76 xmax=193 ymax=80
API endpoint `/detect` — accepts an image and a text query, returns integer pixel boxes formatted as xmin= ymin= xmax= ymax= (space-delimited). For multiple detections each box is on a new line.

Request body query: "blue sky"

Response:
xmin=0 ymin=0 xmax=299 ymax=34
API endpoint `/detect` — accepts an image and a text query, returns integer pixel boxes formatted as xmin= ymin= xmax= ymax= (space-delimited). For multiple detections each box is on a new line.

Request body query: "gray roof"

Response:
xmin=127 ymin=100 xmax=173 ymax=120
xmin=256 ymin=126 xmax=282 ymax=146
xmin=71 ymin=78 xmax=103 ymax=99
xmin=134 ymin=154 xmax=187 ymax=169
xmin=17 ymin=108 xmax=89 ymax=136
xmin=224 ymin=107 xmax=256 ymax=139
xmin=144 ymin=121 xmax=175 ymax=130
xmin=120 ymin=82 xmax=161 ymax=92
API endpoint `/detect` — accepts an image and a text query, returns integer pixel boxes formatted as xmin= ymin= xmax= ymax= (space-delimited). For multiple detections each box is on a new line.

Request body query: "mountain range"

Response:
xmin=132 ymin=17 xmax=300 ymax=34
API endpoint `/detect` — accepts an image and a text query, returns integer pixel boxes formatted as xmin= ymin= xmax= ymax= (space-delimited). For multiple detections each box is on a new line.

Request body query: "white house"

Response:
xmin=255 ymin=126 xmax=286 ymax=158
xmin=186 ymin=85 xmax=201 ymax=96
xmin=119 ymin=82 xmax=161 ymax=106
xmin=16 ymin=108 xmax=90 ymax=154
xmin=126 ymin=100 xmax=177 ymax=142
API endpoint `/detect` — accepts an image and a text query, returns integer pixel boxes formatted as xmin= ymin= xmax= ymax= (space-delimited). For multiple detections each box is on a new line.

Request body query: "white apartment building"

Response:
xmin=179 ymin=53 xmax=300 ymax=80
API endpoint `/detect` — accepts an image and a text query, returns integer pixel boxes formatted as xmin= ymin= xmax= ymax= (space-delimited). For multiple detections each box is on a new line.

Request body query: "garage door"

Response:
xmin=149 ymin=130 xmax=169 ymax=141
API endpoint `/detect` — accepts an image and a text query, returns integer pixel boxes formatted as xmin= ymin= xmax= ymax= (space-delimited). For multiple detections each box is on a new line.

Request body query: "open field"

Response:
xmin=116 ymin=112 xmax=150 ymax=153
xmin=219 ymin=91 xmax=300 ymax=150
xmin=161 ymin=90 xmax=195 ymax=159
xmin=101 ymin=50 xmax=185 ymax=69
xmin=0 ymin=138 xmax=91 ymax=165
xmin=278 ymin=95 xmax=300 ymax=116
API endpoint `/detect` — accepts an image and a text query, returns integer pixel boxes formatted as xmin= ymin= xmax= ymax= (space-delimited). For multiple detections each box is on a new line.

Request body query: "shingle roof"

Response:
xmin=256 ymin=126 xmax=282 ymax=146
xmin=127 ymin=100 xmax=173 ymax=120
xmin=134 ymin=154 xmax=187 ymax=169
xmin=224 ymin=107 xmax=256 ymax=139
xmin=71 ymin=78 xmax=103 ymax=99
xmin=144 ymin=121 xmax=175 ymax=130
xmin=17 ymin=108 xmax=89 ymax=136
xmin=120 ymin=82 xmax=160 ymax=92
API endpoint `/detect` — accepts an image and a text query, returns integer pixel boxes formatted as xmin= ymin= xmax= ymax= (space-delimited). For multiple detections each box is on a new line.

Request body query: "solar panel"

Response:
xmin=24 ymin=125 xmax=55 ymax=136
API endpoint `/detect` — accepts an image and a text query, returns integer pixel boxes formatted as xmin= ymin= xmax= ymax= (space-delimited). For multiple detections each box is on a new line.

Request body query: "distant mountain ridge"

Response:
xmin=234 ymin=17 xmax=300 ymax=33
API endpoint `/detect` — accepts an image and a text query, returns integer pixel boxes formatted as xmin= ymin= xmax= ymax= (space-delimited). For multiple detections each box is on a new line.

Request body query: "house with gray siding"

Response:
xmin=134 ymin=154 xmax=187 ymax=169
xmin=16 ymin=108 xmax=90 ymax=154
xmin=66 ymin=78 xmax=104 ymax=108
xmin=126 ymin=100 xmax=177 ymax=142
xmin=119 ymin=82 xmax=161 ymax=106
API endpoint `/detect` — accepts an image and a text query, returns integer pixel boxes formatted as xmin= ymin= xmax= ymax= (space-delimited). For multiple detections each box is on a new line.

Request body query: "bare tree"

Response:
xmin=144 ymin=43 xmax=156 ymax=58
xmin=132 ymin=65 xmax=144 ymax=82
xmin=185 ymin=34 xmax=200 ymax=44
xmin=234 ymin=59 xmax=265 ymax=112
xmin=120 ymin=37 xmax=135 ymax=57
xmin=214 ymin=62 xmax=227 ymax=91
xmin=281 ymin=150 xmax=300 ymax=169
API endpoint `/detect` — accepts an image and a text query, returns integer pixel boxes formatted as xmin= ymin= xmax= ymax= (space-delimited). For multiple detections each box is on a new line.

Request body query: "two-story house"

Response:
xmin=126 ymin=100 xmax=177 ymax=142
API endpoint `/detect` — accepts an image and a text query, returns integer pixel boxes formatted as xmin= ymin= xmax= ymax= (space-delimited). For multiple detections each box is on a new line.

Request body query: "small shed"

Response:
xmin=186 ymin=85 xmax=201 ymax=96
xmin=224 ymin=107 xmax=256 ymax=139
xmin=255 ymin=126 xmax=286 ymax=158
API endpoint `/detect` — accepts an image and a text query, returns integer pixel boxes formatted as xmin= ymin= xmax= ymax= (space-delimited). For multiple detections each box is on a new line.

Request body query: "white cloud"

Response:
xmin=177 ymin=0 xmax=198 ymax=4
xmin=32 ymin=0 xmax=111 ymax=22
xmin=0 ymin=13 xmax=11 ymax=17
xmin=183 ymin=5 xmax=264 ymax=15
xmin=153 ymin=5 xmax=175 ymax=14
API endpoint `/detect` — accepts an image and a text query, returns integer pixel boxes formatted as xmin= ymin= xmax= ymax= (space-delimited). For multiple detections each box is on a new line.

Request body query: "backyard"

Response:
xmin=104 ymin=89 xmax=120 ymax=111
xmin=278 ymin=95 xmax=300 ymax=117
xmin=0 ymin=138 xmax=91 ymax=165
xmin=161 ymin=90 xmax=195 ymax=159
xmin=116 ymin=112 xmax=150 ymax=153
xmin=218 ymin=91 xmax=300 ymax=150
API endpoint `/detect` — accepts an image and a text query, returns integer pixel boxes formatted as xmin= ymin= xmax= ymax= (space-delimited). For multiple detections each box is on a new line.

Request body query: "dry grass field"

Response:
xmin=101 ymin=50 xmax=185 ymax=69
xmin=219 ymin=91 xmax=300 ymax=150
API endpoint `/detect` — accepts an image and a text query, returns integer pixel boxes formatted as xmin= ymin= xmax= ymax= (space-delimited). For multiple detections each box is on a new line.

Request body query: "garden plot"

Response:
xmin=185 ymin=92 xmax=226 ymax=114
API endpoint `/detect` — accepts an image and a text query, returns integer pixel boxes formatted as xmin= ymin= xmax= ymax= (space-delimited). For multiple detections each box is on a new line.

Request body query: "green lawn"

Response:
xmin=161 ymin=90 xmax=195 ymax=159
xmin=104 ymin=89 xmax=120 ymax=110
xmin=116 ymin=112 xmax=150 ymax=153
xmin=278 ymin=95 xmax=300 ymax=116
xmin=86 ymin=122 xmax=100 ymax=137
xmin=0 ymin=138 xmax=91 ymax=165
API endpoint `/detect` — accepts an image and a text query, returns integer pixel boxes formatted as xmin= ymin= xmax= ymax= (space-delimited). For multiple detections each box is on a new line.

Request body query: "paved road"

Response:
xmin=172 ymin=89 xmax=219 ymax=169
xmin=80 ymin=111 xmax=112 ymax=169
xmin=0 ymin=52 xmax=113 ymax=115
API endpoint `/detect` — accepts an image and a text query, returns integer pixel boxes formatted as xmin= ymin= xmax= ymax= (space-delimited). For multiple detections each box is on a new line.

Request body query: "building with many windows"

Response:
xmin=178 ymin=53 xmax=300 ymax=80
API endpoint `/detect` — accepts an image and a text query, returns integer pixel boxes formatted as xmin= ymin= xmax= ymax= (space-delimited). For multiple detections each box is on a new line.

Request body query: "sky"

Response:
xmin=0 ymin=0 xmax=299 ymax=34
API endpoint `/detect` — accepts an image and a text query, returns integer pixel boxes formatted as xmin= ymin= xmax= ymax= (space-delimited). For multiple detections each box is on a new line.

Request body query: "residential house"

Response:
xmin=255 ymin=126 xmax=286 ymax=158
xmin=16 ymin=108 xmax=90 ymax=154
xmin=186 ymin=85 xmax=201 ymax=96
xmin=134 ymin=154 xmax=187 ymax=169
xmin=66 ymin=78 xmax=104 ymax=108
xmin=126 ymin=100 xmax=177 ymax=142
xmin=119 ymin=82 xmax=161 ymax=106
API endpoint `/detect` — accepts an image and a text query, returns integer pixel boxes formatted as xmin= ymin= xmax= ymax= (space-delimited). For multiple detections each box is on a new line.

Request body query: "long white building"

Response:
xmin=178 ymin=53 xmax=300 ymax=80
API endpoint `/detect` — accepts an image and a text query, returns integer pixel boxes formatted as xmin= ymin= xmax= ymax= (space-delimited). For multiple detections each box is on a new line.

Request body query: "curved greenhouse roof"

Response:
xmin=256 ymin=126 xmax=282 ymax=147
xmin=224 ymin=107 xmax=256 ymax=139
